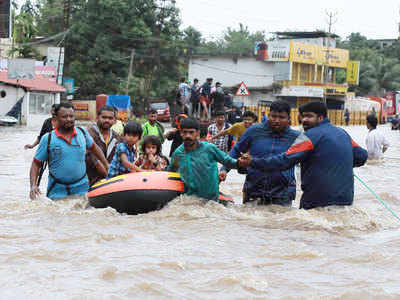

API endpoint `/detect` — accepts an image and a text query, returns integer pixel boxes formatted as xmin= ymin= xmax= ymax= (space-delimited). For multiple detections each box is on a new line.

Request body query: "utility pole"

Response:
xmin=125 ymin=48 xmax=135 ymax=94
xmin=323 ymin=10 xmax=338 ymax=103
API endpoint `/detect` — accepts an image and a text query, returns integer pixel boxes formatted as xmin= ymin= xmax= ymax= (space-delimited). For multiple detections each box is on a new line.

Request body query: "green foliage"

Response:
xmin=35 ymin=0 xmax=184 ymax=109
xmin=343 ymin=33 xmax=400 ymax=96
xmin=10 ymin=0 xmax=41 ymax=58
xmin=197 ymin=23 xmax=267 ymax=56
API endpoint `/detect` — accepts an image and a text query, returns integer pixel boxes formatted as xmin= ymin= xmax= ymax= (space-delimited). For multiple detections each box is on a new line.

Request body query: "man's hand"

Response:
xmin=218 ymin=170 xmax=227 ymax=182
xmin=238 ymin=153 xmax=252 ymax=168
xmin=24 ymin=144 xmax=34 ymax=150
xmin=30 ymin=185 xmax=41 ymax=200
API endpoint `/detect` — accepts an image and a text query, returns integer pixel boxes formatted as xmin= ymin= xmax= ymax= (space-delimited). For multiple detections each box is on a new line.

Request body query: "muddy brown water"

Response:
xmin=1 ymin=115 xmax=400 ymax=299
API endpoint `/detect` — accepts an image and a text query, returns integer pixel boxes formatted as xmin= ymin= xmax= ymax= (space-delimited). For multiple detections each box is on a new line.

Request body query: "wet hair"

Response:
xmin=180 ymin=118 xmax=200 ymax=130
xmin=98 ymin=105 xmax=116 ymax=116
xmin=243 ymin=111 xmax=257 ymax=120
xmin=270 ymin=100 xmax=291 ymax=116
xmin=141 ymin=135 xmax=162 ymax=155
xmin=366 ymin=114 xmax=378 ymax=129
xmin=55 ymin=102 xmax=73 ymax=115
xmin=123 ymin=120 xmax=143 ymax=137
xmin=299 ymin=101 xmax=327 ymax=118
xmin=215 ymin=111 xmax=225 ymax=117
xmin=148 ymin=109 xmax=157 ymax=115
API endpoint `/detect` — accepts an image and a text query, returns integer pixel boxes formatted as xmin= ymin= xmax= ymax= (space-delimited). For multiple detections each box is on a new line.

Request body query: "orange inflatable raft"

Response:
xmin=88 ymin=171 xmax=234 ymax=215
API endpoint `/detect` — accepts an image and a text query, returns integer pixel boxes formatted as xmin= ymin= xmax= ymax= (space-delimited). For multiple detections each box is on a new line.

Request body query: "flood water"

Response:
xmin=1 ymin=116 xmax=400 ymax=299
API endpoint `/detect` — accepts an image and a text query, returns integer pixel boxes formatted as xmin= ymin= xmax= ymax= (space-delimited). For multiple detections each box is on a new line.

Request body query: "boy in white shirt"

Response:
xmin=366 ymin=115 xmax=389 ymax=160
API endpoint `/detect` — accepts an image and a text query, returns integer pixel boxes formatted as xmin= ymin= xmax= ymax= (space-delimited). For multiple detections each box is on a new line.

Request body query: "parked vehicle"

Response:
xmin=150 ymin=102 xmax=170 ymax=122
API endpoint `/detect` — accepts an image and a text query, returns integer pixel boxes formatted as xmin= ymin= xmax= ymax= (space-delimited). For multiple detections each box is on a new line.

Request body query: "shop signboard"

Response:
xmin=346 ymin=61 xmax=360 ymax=85
xmin=265 ymin=41 xmax=290 ymax=61
xmin=72 ymin=102 xmax=89 ymax=120
xmin=278 ymin=85 xmax=324 ymax=98
xmin=8 ymin=58 xmax=35 ymax=80
xmin=290 ymin=42 xmax=349 ymax=67
xmin=290 ymin=42 xmax=318 ymax=65
xmin=63 ymin=77 xmax=75 ymax=94
xmin=324 ymin=85 xmax=348 ymax=96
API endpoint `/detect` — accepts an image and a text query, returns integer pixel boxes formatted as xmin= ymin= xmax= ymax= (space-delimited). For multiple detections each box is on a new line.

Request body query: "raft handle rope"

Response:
xmin=354 ymin=173 xmax=400 ymax=222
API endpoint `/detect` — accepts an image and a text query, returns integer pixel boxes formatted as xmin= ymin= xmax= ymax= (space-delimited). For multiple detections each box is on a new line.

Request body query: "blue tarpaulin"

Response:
xmin=106 ymin=95 xmax=130 ymax=110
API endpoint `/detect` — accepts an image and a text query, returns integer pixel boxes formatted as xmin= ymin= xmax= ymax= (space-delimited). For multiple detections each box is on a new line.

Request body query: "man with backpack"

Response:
xmin=29 ymin=102 xmax=109 ymax=200
xmin=190 ymin=78 xmax=201 ymax=117
xmin=210 ymin=82 xmax=225 ymax=116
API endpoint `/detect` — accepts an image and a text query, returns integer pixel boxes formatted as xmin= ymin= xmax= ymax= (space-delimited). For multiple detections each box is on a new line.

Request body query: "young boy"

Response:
xmin=107 ymin=121 xmax=143 ymax=178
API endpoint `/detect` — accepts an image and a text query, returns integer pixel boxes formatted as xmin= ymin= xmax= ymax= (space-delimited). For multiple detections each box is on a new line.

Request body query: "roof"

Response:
xmin=0 ymin=71 xmax=65 ymax=93
xmin=273 ymin=31 xmax=339 ymax=39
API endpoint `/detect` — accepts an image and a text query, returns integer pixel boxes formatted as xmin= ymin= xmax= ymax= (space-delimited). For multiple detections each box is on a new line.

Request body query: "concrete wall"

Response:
xmin=0 ymin=83 xmax=27 ymax=123
xmin=233 ymin=90 xmax=276 ymax=107
xmin=0 ymin=38 xmax=12 ymax=58
xmin=188 ymin=56 xmax=274 ymax=88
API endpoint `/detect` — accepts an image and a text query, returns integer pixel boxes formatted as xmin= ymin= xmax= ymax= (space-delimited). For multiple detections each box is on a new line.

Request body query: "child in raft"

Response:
xmin=107 ymin=121 xmax=143 ymax=178
xmin=135 ymin=135 xmax=168 ymax=171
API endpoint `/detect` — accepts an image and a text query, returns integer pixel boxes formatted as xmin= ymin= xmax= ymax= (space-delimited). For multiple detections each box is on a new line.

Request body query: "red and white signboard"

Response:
xmin=235 ymin=81 xmax=250 ymax=96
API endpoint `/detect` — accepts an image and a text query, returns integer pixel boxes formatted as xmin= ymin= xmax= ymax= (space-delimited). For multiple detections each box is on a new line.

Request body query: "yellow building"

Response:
xmin=266 ymin=31 xmax=354 ymax=109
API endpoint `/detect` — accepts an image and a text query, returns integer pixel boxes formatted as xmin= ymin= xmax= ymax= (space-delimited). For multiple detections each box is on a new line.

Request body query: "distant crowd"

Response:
xmin=175 ymin=77 xmax=235 ymax=121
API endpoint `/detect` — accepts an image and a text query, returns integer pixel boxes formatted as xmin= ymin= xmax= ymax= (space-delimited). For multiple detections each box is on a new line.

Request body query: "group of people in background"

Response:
xmin=176 ymin=77 xmax=234 ymax=121
xmin=28 ymin=95 xmax=399 ymax=212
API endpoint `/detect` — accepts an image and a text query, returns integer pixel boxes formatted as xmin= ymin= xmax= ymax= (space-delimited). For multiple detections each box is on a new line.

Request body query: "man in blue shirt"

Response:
xmin=239 ymin=101 xmax=368 ymax=209
xmin=29 ymin=102 xmax=109 ymax=200
xmin=220 ymin=101 xmax=299 ymax=206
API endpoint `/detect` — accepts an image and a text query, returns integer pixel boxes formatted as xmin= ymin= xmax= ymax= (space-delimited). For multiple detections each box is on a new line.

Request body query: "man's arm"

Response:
xmin=211 ymin=127 xmax=230 ymax=140
xmin=239 ymin=133 xmax=313 ymax=172
xmin=351 ymin=139 xmax=368 ymax=167
xmin=167 ymin=154 xmax=179 ymax=172
xmin=29 ymin=159 xmax=42 ymax=200
xmin=88 ymin=143 xmax=110 ymax=174
xmin=219 ymin=127 xmax=252 ymax=173
xmin=211 ymin=144 xmax=238 ymax=170
xmin=165 ymin=128 xmax=178 ymax=140
xmin=24 ymin=137 xmax=40 ymax=149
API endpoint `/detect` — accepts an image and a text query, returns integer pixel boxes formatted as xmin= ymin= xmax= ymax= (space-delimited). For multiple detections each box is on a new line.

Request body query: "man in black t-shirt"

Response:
xmin=24 ymin=104 xmax=58 ymax=149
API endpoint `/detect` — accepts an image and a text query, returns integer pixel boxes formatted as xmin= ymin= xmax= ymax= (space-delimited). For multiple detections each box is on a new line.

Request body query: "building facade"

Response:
xmin=189 ymin=32 xmax=353 ymax=110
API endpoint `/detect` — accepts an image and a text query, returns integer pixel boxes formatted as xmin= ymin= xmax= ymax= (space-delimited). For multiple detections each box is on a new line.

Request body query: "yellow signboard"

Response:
xmin=346 ymin=61 xmax=360 ymax=85
xmin=322 ymin=47 xmax=349 ymax=68
xmin=290 ymin=42 xmax=319 ymax=65
xmin=72 ymin=103 xmax=89 ymax=120
xmin=290 ymin=42 xmax=349 ymax=68
xmin=324 ymin=86 xmax=348 ymax=96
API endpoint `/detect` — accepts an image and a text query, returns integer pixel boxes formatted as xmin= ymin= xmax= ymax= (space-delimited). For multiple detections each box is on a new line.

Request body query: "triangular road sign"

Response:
xmin=235 ymin=81 xmax=250 ymax=96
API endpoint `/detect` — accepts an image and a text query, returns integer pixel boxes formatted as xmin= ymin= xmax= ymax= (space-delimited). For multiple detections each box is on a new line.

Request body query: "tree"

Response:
xmin=197 ymin=23 xmax=267 ymax=56
xmin=10 ymin=0 xmax=41 ymax=58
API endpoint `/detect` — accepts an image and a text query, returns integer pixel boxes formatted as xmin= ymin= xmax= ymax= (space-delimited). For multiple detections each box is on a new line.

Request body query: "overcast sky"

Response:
xmin=175 ymin=0 xmax=400 ymax=40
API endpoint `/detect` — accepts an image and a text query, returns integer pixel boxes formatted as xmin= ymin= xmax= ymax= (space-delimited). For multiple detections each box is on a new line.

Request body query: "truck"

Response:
xmin=384 ymin=92 xmax=400 ymax=120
